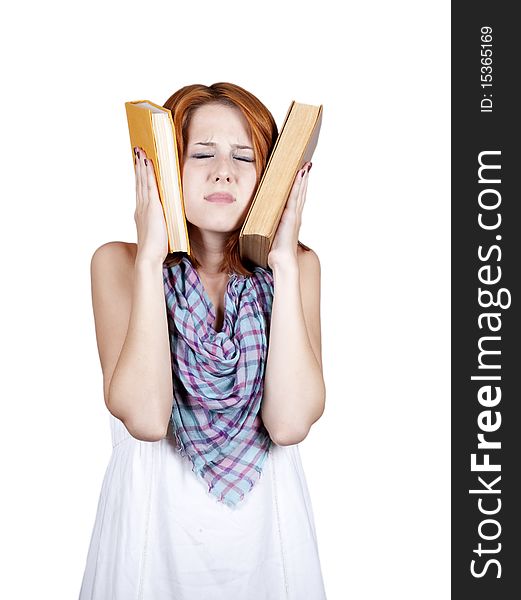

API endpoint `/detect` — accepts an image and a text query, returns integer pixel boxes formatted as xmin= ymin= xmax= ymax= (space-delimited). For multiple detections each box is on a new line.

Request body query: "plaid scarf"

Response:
xmin=163 ymin=256 xmax=274 ymax=508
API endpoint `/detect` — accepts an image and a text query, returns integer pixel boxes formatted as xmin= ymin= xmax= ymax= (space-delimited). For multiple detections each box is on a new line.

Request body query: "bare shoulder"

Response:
xmin=297 ymin=244 xmax=321 ymax=278
xmin=91 ymin=240 xmax=137 ymax=264
xmin=126 ymin=242 xmax=138 ymax=262
xmin=91 ymin=241 xmax=136 ymax=279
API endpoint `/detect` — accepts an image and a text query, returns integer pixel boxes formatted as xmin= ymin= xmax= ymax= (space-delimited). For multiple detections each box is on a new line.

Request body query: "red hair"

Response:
xmin=162 ymin=82 xmax=310 ymax=275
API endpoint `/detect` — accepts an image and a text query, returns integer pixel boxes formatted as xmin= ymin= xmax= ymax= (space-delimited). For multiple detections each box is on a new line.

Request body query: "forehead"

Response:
xmin=187 ymin=103 xmax=252 ymax=143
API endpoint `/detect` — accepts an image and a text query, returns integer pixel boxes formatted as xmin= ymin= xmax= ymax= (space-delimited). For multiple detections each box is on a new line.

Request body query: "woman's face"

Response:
xmin=182 ymin=103 xmax=257 ymax=233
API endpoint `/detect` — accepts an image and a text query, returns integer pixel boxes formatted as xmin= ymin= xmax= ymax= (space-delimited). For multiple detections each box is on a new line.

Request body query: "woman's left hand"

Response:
xmin=267 ymin=161 xmax=312 ymax=270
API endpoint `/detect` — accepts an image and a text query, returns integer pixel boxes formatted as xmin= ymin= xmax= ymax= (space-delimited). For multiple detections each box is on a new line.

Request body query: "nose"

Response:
xmin=212 ymin=156 xmax=233 ymax=183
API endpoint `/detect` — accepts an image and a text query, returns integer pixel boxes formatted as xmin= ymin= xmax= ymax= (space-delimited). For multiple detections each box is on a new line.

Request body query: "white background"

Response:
xmin=0 ymin=1 xmax=450 ymax=598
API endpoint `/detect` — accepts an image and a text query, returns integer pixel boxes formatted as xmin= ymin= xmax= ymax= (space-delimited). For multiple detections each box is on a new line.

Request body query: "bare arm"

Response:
xmin=261 ymin=247 xmax=325 ymax=446
xmin=91 ymin=146 xmax=172 ymax=441
xmin=91 ymin=242 xmax=172 ymax=442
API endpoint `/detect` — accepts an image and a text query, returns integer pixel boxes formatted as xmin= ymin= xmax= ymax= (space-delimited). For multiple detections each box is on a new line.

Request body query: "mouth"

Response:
xmin=204 ymin=193 xmax=235 ymax=204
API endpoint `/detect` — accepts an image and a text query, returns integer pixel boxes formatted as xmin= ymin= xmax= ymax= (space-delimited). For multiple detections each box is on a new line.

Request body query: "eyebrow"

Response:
xmin=193 ymin=142 xmax=254 ymax=150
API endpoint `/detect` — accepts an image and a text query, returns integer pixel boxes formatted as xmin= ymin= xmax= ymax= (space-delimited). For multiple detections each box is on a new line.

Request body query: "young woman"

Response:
xmin=79 ymin=82 xmax=327 ymax=599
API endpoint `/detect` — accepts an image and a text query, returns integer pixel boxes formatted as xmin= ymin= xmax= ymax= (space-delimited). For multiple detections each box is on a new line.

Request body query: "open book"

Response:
xmin=125 ymin=99 xmax=322 ymax=266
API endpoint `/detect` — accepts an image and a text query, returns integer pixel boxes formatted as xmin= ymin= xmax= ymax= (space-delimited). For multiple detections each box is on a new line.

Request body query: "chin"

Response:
xmin=187 ymin=208 xmax=249 ymax=233
xmin=187 ymin=218 xmax=241 ymax=234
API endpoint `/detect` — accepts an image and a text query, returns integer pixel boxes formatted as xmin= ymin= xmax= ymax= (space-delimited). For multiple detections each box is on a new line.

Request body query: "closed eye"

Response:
xmin=192 ymin=153 xmax=255 ymax=163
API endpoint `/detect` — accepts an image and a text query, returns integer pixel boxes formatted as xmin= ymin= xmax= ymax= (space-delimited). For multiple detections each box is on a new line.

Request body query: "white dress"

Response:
xmin=78 ymin=412 xmax=327 ymax=599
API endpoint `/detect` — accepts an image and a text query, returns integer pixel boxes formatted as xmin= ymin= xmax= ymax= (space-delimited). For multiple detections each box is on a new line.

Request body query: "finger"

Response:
xmin=134 ymin=148 xmax=143 ymax=204
xmin=297 ymin=169 xmax=310 ymax=211
xmin=146 ymin=157 xmax=160 ymax=202
xmin=139 ymin=149 xmax=149 ymax=204
xmin=287 ymin=167 xmax=306 ymax=209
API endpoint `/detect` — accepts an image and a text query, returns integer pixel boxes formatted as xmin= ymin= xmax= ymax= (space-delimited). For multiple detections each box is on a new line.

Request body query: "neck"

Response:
xmin=188 ymin=226 xmax=231 ymax=275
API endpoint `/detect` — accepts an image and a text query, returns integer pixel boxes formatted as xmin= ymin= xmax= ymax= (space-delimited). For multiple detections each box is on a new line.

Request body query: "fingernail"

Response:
xmin=137 ymin=150 xmax=140 ymax=159
xmin=307 ymin=162 xmax=312 ymax=172
xmin=144 ymin=158 xmax=148 ymax=166
xmin=301 ymin=169 xmax=306 ymax=178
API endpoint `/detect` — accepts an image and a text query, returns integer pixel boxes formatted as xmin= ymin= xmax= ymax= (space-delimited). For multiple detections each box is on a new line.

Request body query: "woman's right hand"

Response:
xmin=133 ymin=146 xmax=169 ymax=263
